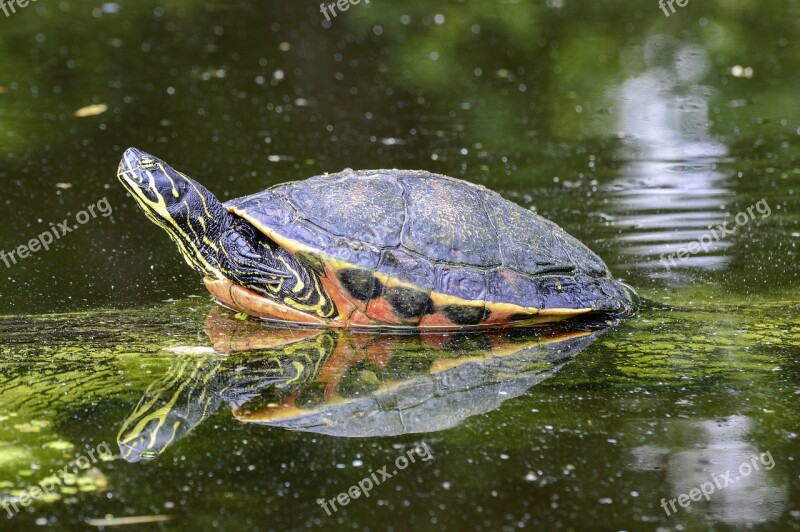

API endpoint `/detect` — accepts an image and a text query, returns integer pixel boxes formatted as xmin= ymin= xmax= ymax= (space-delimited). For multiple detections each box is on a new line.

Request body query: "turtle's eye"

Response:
xmin=140 ymin=157 xmax=157 ymax=170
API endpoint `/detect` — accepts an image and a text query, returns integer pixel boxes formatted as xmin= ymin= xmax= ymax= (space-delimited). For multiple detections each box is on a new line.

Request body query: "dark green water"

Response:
xmin=1 ymin=1 xmax=799 ymax=530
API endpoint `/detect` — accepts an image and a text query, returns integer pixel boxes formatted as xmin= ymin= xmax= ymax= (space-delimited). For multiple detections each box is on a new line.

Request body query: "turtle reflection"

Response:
xmin=118 ymin=307 xmax=607 ymax=462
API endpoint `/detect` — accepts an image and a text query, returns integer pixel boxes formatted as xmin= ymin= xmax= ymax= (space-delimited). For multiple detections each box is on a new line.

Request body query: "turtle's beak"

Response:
xmin=118 ymin=147 xmax=149 ymax=183
xmin=117 ymin=147 xmax=167 ymax=204
xmin=122 ymin=146 xmax=146 ymax=166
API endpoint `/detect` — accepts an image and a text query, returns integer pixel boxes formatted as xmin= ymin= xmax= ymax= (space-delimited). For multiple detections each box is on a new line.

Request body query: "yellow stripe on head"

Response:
xmin=117 ymin=148 xmax=226 ymax=279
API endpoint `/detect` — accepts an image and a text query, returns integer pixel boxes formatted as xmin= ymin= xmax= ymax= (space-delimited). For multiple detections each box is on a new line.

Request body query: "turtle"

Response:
xmin=116 ymin=147 xmax=636 ymax=329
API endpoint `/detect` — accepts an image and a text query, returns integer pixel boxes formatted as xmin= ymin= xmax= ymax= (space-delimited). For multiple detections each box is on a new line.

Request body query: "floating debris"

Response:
xmin=0 ymin=446 xmax=28 ymax=465
xmin=86 ymin=514 xmax=174 ymax=527
xmin=42 ymin=440 xmax=75 ymax=451
xmin=164 ymin=346 xmax=217 ymax=355
xmin=55 ymin=182 xmax=73 ymax=189
xmin=84 ymin=468 xmax=108 ymax=492
xmin=74 ymin=104 xmax=108 ymax=117
xmin=14 ymin=420 xmax=50 ymax=433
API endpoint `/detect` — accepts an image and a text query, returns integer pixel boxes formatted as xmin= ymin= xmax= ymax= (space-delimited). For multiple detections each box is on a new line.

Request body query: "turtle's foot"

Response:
xmin=220 ymin=229 xmax=290 ymax=289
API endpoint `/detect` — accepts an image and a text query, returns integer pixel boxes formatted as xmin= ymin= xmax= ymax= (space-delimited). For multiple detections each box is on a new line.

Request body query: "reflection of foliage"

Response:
xmin=350 ymin=0 xmax=800 ymax=142
xmin=1 ymin=0 xmax=796 ymax=165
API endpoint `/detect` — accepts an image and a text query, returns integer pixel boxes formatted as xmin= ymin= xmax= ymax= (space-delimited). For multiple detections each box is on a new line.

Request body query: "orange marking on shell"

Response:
xmin=367 ymin=351 xmax=391 ymax=368
xmin=346 ymin=309 xmax=381 ymax=327
xmin=365 ymin=297 xmax=401 ymax=325
xmin=205 ymin=277 xmax=583 ymax=329
xmin=322 ymin=264 xmax=367 ymax=312
xmin=319 ymin=274 xmax=357 ymax=320
xmin=417 ymin=312 xmax=457 ymax=328
xmin=481 ymin=308 xmax=525 ymax=325
xmin=485 ymin=315 xmax=571 ymax=327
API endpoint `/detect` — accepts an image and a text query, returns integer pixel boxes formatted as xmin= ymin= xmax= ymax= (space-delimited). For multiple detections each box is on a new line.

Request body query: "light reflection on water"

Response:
xmin=610 ymin=37 xmax=734 ymax=278
xmin=630 ymin=415 xmax=788 ymax=526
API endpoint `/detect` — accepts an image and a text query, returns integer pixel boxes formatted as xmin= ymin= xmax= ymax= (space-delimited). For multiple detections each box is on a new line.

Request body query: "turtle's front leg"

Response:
xmin=219 ymin=228 xmax=290 ymax=289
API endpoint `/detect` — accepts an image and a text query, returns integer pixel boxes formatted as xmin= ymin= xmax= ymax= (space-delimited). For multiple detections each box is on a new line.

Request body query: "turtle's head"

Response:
xmin=117 ymin=147 xmax=229 ymax=277
xmin=117 ymin=147 xmax=197 ymax=209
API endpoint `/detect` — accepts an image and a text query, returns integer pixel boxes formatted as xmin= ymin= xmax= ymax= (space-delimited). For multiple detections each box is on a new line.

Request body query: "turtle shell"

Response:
xmin=224 ymin=169 xmax=635 ymax=328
